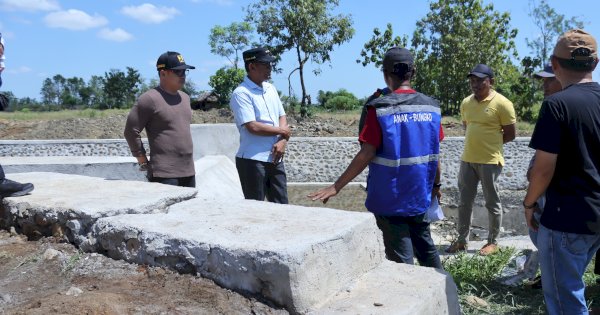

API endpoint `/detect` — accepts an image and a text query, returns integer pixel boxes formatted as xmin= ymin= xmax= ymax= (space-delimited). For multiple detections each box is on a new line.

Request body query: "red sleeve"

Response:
xmin=359 ymin=107 xmax=382 ymax=148
xmin=439 ymin=124 xmax=445 ymax=141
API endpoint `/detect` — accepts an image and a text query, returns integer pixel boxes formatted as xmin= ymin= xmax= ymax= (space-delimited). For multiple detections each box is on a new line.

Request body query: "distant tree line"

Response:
xmin=3 ymin=67 xmax=199 ymax=112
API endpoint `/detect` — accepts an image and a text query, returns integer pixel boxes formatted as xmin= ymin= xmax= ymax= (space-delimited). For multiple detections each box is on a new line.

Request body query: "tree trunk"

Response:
xmin=296 ymin=46 xmax=308 ymax=117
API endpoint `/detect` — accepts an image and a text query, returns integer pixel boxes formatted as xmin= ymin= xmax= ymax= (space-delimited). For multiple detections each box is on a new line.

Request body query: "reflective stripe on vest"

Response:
xmin=372 ymin=153 xmax=440 ymax=167
xmin=376 ymin=104 xmax=441 ymax=117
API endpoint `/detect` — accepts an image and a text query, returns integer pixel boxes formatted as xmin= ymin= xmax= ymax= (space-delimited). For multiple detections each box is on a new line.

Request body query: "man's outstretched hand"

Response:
xmin=307 ymin=185 xmax=338 ymax=204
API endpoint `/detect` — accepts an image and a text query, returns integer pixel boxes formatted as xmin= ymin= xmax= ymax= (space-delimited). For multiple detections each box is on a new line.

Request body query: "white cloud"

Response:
xmin=0 ymin=0 xmax=59 ymax=12
xmin=120 ymin=3 xmax=179 ymax=24
xmin=7 ymin=66 xmax=32 ymax=74
xmin=98 ymin=28 xmax=133 ymax=42
xmin=43 ymin=9 xmax=108 ymax=31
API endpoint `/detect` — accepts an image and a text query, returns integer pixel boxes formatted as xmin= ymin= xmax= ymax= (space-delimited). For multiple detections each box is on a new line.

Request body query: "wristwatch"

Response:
xmin=433 ymin=183 xmax=442 ymax=188
xmin=139 ymin=162 xmax=149 ymax=171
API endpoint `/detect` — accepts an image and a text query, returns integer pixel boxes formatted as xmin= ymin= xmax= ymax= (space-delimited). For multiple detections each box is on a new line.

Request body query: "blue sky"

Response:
xmin=1 ymin=0 xmax=599 ymax=101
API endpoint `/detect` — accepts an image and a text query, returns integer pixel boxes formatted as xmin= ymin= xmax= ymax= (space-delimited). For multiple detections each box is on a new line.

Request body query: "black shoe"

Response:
xmin=525 ymin=275 xmax=542 ymax=289
xmin=0 ymin=178 xmax=34 ymax=198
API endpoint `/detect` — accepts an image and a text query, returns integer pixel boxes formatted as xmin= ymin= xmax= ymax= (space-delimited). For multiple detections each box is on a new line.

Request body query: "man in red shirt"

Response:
xmin=310 ymin=47 xmax=444 ymax=268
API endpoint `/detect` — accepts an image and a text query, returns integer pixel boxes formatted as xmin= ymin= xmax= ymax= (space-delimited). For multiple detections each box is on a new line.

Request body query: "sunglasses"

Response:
xmin=170 ymin=69 xmax=189 ymax=77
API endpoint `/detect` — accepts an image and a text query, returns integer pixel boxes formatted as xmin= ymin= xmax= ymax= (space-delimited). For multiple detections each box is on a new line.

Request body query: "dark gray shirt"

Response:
xmin=124 ymin=87 xmax=195 ymax=178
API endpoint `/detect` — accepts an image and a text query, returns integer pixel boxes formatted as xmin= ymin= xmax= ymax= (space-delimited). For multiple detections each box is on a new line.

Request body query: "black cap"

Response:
xmin=243 ymin=47 xmax=275 ymax=63
xmin=382 ymin=47 xmax=414 ymax=73
xmin=156 ymin=51 xmax=195 ymax=70
xmin=467 ymin=64 xmax=494 ymax=78
xmin=533 ymin=63 xmax=555 ymax=78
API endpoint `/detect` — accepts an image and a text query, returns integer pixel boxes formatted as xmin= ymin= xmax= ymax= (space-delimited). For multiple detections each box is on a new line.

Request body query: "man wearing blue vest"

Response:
xmin=309 ymin=47 xmax=443 ymax=268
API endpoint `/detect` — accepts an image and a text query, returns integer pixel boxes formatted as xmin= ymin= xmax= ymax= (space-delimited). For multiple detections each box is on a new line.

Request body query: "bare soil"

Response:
xmin=0 ymin=108 xmax=471 ymax=140
xmin=0 ymin=230 xmax=287 ymax=315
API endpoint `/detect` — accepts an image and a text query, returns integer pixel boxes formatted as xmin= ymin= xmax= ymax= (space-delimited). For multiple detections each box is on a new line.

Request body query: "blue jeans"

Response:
xmin=374 ymin=213 xmax=443 ymax=269
xmin=538 ymin=224 xmax=600 ymax=314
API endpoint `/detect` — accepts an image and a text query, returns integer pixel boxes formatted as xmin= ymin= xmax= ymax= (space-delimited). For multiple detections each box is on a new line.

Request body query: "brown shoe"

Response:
xmin=445 ymin=242 xmax=467 ymax=254
xmin=479 ymin=243 xmax=499 ymax=256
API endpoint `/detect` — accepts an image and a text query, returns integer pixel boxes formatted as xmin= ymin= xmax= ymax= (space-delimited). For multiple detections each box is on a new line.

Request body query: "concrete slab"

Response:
xmin=92 ymin=198 xmax=384 ymax=314
xmin=0 ymin=172 xmax=197 ymax=250
xmin=440 ymin=236 xmax=537 ymax=259
xmin=312 ymin=260 xmax=460 ymax=315
xmin=194 ymin=155 xmax=243 ymax=200
xmin=191 ymin=124 xmax=239 ymax=162
xmin=0 ymin=156 xmax=146 ymax=181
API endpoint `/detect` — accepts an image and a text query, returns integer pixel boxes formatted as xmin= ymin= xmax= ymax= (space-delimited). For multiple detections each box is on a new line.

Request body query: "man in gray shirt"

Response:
xmin=124 ymin=51 xmax=196 ymax=187
xmin=0 ymin=32 xmax=35 ymax=198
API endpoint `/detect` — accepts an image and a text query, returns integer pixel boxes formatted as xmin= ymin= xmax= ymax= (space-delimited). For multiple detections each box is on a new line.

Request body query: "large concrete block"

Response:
xmin=0 ymin=172 xmax=197 ymax=250
xmin=0 ymin=156 xmax=146 ymax=181
xmin=312 ymin=260 xmax=460 ymax=315
xmin=191 ymin=124 xmax=239 ymax=162
xmin=194 ymin=155 xmax=243 ymax=200
xmin=92 ymin=198 xmax=384 ymax=313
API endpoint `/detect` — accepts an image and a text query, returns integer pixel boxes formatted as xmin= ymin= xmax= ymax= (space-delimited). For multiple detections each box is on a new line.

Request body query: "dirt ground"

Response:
xmin=0 ymin=230 xmax=288 ymax=315
xmin=0 ymin=107 xmax=473 ymax=140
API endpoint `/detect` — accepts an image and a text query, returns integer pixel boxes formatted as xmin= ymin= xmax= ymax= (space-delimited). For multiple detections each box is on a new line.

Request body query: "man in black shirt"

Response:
xmin=524 ymin=29 xmax=600 ymax=315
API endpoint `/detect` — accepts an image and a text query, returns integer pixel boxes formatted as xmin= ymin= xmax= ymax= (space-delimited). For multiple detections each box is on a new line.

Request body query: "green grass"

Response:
xmin=444 ymin=247 xmax=600 ymax=314
xmin=62 ymin=250 xmax=83 ymax=273
xmin=0 ymin=108 xmax=129 ymax=121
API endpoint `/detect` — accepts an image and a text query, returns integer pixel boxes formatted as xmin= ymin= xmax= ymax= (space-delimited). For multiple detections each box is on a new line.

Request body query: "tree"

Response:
xmin=357 ymin=23 xmax=408 ymax=68
xmin=526 ymin=0 xmax=585 ymax=65
xmin=317 ymin=88 xmax=360 ymax=110
xmin=124 ymin=67 xmax=142 ymax=106
xmin=246 ymin=0 xmax=354 ymax=117
xmin=86 ymin=75 xmax=105 ymax=108
xmin=209 ymin=22 xmax=254 ymax=69
xmin=40 ymin=78 xmax=59 ymax=106
xmin=182 ymin=80 xmax=199 ymax=99
xmin=411 ymin=0 xmax=518 ymax=115
xmin=323 ymin=89 xmax=360 ymax=110
xmin=208 ymin=67 xmax=246 ymax=105
xmin=102 ymin=67 xmax=142 ymax=109
xmin=61 ymin=77 xmax=85 ymax=108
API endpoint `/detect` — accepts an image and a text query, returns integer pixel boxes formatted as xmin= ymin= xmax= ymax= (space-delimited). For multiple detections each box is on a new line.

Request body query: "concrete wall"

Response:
xmin=0 ymin=124 xmax=535 ymax=190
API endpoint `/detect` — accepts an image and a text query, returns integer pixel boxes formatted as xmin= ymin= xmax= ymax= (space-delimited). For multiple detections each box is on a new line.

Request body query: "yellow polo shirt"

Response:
xmin=460 ymin=90 xmax=516 ymax=166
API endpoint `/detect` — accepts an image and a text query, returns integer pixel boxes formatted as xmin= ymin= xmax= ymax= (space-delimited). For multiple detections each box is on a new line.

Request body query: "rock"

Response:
xmin=0 ymin=293 xmax=12 ymax=304
xmin=465 ymin=295 xmax=489 ymax=308
xmin=42 ymin=248 xmax=61 ymax=261
xmin=52 ymin=224 xmax=64 ymax=238
xmin=65 ymin=286 xmax=83 ymax=297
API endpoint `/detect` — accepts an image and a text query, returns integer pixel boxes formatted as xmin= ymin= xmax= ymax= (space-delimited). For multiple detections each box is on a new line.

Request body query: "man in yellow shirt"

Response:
xmin=446 ymin=64 xmax=516 ymax=256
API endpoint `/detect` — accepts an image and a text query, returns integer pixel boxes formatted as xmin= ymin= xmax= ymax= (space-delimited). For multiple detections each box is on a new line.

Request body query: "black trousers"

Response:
xmin=149 ymin=175 xmax=196 ymax=188
xmin=0 ymin=164 xmax=5 ymax=180
xmin=235 ymin=157 xmax=288 ymax=204
xmin=374 ymin=213 xmax=443 ymax=269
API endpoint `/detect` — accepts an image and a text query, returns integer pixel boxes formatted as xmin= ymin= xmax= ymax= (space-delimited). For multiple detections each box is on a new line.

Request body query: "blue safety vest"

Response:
xmin=365 ymin=92 xmax=441 ymax=216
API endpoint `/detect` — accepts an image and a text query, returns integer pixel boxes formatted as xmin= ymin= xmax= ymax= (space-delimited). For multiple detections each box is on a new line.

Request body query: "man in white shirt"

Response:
xmin=230 ymin=47 xmax=290 ymax=203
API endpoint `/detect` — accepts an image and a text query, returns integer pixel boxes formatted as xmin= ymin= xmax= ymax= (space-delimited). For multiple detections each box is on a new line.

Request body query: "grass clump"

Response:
xmin=444 ymin=247 xmax=546 ymax=314
xmin=444 ymin=247 xmax=600 ymax=314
